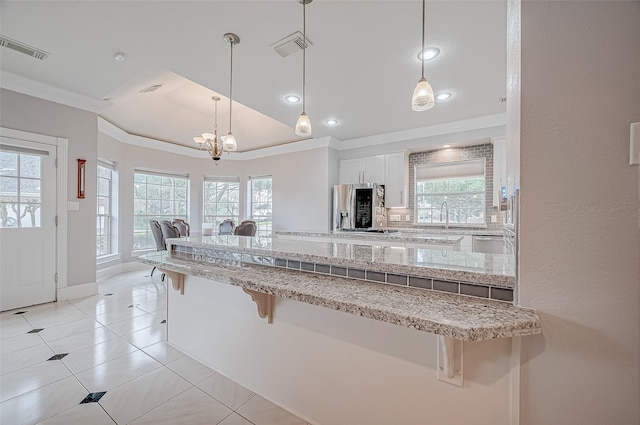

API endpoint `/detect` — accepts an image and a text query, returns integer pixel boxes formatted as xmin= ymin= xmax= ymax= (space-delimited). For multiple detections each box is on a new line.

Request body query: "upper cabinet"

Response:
xmin=338 ymin=152 xmax=407 ymax=208
xmin=338 ymin=155 xmax=385 ymax=184
xmin=384 ymin=152 xmax=408 ymax=208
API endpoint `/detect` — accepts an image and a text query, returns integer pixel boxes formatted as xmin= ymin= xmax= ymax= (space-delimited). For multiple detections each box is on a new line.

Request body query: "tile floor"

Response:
xmin=0 ymin=270 xmax=309 ymax=425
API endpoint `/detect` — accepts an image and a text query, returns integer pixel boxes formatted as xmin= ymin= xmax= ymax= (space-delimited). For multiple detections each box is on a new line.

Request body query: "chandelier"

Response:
xmin=194 ymin=96 xmax=225 ymax=163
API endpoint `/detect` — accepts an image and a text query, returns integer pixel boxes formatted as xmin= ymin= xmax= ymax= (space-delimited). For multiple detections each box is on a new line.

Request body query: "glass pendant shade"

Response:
xmin=295 ymin=113 xmax=312 ymax=137
xmin=193 ymin=136 xmax=205 ymax=144
xmin=202 ymin=132 xmax=215 ymax=141
xmin=411 ymin=78 xmax=435 ymax=111
xmin=222 ymin=133 xmax=237 ymax=151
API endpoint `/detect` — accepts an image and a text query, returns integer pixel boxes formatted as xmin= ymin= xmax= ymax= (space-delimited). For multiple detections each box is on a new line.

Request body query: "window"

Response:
xmin=415 ymin=159 xmax=485 ymax=225
xmin=133 ymin=170 xmax=189 ymax=250
xmin=203 ymin=177 xmax=240 ymax=227
xmin=0 ymin=150 xmax=43 ymax=228
xmin=97 ymin=160 xmax=114 ymax=256
xmin=248 ymin=176 xmax=272 ymax=238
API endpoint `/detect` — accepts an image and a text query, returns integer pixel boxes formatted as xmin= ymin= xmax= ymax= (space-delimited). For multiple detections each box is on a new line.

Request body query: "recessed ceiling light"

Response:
xmin=417 ymin=47 xmax=440 ymax=61
xmin=435 ymin=92 xmax=452 ymax=100
xmin=442 ymin=144 xmax=451 ymax=148
xmin=114 ymin=52 xmax=126 ymax=62
xmin=284 ymin=95 xmax=300 ymax=103
xmin=324 ymin=119 xmax=338 ymax=126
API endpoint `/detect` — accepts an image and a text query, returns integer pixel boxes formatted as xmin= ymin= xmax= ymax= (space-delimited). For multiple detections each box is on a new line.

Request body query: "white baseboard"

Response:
xmin=97 ymin=261 xmax=149 ymax=281
xmin=58 ymin=282 xmax=98 ymax=301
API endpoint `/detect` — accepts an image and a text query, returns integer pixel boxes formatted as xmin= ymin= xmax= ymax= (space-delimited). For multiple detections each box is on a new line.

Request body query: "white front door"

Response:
xmin=0 ymin=137 xmax=57 ymax=311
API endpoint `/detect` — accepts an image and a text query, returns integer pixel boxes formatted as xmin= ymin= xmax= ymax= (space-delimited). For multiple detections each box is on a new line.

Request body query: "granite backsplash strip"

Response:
xmin=172 ymin=245 xmax=514 ymax=303
xmin=140 ymin=252 xmax=539 ymax=341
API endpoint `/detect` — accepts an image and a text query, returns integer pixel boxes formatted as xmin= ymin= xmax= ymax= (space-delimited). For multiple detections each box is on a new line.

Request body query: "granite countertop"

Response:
xmin=166 ymin=235 xmax=515 ymax=288
xmin=139 ymin=252 xmax=539 ymax=342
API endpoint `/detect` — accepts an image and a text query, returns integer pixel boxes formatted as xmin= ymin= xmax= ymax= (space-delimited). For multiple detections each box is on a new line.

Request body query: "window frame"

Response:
xmin=96 ymin=159 xmax=114 ymax=257
xmin=247 ymin=175 xmax=273 ymax=239
xmin=414 ymin=159 xmax=486 ymax=227
xmin=133 ymin=168 xmax=189 ymax=251
xmin=203 ymin=176 xmax=240 ymax=227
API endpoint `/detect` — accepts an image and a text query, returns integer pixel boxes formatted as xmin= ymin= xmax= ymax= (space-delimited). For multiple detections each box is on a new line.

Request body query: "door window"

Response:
xmin=0 ymin=152 xmax=42 ymax=228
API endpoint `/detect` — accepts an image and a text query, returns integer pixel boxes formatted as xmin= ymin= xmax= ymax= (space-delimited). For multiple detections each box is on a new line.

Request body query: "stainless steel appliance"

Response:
xmin=332 ymin=183 xmax=387 ymax=231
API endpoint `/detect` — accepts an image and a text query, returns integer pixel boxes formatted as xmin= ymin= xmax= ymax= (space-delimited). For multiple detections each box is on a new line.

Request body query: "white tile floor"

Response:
xmin=0 ymin=270 xmax=309 ymax=425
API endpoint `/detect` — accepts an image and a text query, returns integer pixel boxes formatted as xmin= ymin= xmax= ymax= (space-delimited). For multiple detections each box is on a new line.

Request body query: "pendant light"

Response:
xmin=194 ymin=96 xmax=224 ymax=163
xmin=294 ymin=0 xmax=312 ymax=137
xmin=221 ymin=33 xmax=239 ymax=151
xmin=411 ymin=0 xmax=435 ymax=111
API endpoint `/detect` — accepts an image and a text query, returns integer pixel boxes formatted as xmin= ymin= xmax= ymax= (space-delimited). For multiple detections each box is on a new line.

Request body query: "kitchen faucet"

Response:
xmin=440 ymin=200 xmax=449 ymax=231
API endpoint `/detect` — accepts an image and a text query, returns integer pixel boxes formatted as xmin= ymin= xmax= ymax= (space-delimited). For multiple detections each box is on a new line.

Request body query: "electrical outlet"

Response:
xmin=491 ymin=215 xmax=497 ymax=223
xmin=405 ymin=215 xmax=411 ymax=222
xmin=389 ymin=214 xmax=401 ymax=222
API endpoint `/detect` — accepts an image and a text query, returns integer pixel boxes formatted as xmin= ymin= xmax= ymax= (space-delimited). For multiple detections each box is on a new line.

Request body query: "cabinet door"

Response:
xmin=362 ymin=155 xmax=385 ymax=183
xmin=339 ymin=158 xmax=364 ymax=184
xmin=384 ymin=152 xmax=407 ymax=208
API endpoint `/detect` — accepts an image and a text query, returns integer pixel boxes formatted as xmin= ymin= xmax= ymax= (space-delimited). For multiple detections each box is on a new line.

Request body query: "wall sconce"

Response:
xmin=77 ymin=159 xmax=86 ymax=199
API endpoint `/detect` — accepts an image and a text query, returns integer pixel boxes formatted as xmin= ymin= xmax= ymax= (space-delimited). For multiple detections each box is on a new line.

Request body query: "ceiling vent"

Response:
xmin=0 ymin=35 xmax=49 ymax=60
xmin=271 ymin=31 xmax=312 ymax=58
xmin=139 ymin=84 xmax=162 ymax=94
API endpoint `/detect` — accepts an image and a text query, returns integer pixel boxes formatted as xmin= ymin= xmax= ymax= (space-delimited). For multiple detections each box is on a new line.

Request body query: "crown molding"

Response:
xmin=98 ymin=117 xmax=340 ymax=161
xmin=336 ymin=113 xmax=507 ymax=151
xmin=0 ymin=71 xmax=110 ymax=114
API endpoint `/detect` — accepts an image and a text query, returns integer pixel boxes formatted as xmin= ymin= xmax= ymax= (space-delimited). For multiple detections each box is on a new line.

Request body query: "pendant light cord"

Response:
xmin=302 ymin=0 xmax=307 ymax=114
xmin=229 ymin=40 xmax=234 ymax=132
xmin=421 ymin=0 xmax=425 ymax=79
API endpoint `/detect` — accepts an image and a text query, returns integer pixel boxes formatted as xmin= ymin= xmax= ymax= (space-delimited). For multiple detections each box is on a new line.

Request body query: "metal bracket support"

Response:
xmin=242 ymin=289 xmax=274 ymax=324
xmin=159 ymin=269 xmax=184 ymax=295
xmin=437 ymin=335 xmax=463 ymax=386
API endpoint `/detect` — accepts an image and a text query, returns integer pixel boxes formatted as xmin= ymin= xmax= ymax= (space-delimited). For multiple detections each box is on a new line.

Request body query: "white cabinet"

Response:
xmin=384 ymin=152 xmax=408 ymax=208
xmin=339 ymin=153 xmax=407 ymax=207
xmin=338 ymin=155 xmax=385 ymax=184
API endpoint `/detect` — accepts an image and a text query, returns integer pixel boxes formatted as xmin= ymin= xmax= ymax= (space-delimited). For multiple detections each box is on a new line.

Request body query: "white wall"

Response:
xmin=170 ymin=276 xmax=514 ymax=425
xmin=98 ymin=133 xmax=335 ymax=266
xmin=0 ymin=89 xmax=97 ymax=288
xmin=518 ymin=2 xmax=640 ymax=424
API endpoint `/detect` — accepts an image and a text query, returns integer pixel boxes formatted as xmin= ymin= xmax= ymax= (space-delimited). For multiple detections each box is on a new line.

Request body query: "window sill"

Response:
xmin=97 ymin=253 xmax=121 ymax=265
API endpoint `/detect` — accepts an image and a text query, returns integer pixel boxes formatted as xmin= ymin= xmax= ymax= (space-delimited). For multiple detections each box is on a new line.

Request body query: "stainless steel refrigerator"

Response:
xmin=332 ymin=183 xmax=387 ymax=231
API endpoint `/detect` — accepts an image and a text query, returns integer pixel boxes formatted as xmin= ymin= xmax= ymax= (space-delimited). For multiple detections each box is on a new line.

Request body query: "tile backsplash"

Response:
xmin=386 ymin=143 xmax=506 ymax=231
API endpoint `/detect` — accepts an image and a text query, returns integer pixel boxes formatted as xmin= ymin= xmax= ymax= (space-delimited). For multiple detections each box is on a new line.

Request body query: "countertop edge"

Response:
xmin=139 ymin=253 xmax=540 ymax=342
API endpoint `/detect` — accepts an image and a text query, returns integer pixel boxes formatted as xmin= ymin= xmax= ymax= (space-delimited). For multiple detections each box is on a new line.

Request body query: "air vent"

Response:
xmin=139 ymin=84 xmax=162 ymax=94
xmin=0 ymin=35 xmax=49 ymax=60
xmin=271 ymin=31 xmax=312 ymax=58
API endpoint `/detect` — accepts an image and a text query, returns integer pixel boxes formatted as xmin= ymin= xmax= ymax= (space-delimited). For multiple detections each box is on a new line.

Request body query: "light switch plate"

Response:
xmin=405 ymin=215 xmax=411 ymax=222
xmin=67 ymin=201 xmax=79 ymax=211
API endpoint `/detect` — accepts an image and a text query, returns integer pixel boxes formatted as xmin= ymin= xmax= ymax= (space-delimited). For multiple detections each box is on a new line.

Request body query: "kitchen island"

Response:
xmin=139 ymin=235 xmax=536 ymax=340
xmin=138 ymin=235 xmax=540 ymax=423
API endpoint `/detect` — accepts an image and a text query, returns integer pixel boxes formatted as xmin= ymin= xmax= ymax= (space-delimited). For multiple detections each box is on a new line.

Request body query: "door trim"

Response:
xmin=0 ymin=127 xmax=68 ymax=298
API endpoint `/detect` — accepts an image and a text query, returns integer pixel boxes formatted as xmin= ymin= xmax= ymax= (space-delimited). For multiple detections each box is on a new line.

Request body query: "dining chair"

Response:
xmin=171 ymin=218 xmax=190 ymax=237
xmin=149 ymin=220 xmax=166 ymax=281
xmin=234 ymin=220 xmax=257 ymax=236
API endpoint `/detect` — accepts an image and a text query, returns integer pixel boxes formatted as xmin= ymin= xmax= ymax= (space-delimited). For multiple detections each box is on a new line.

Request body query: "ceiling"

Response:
xmin=0 ymin=1 xmax=507 ymax=152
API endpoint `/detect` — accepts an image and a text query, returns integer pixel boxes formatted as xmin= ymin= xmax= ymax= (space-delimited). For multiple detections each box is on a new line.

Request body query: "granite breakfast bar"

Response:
xmin=139 ymin=235 xmax=540 ymax=386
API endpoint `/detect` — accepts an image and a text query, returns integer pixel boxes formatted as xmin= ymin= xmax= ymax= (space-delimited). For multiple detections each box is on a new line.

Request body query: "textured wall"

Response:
xmin=518 ymin=2 xmax=640 ymax=424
